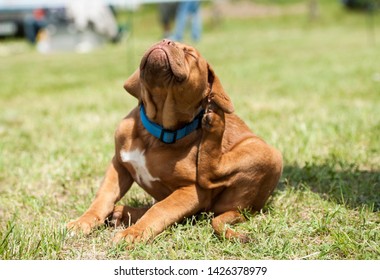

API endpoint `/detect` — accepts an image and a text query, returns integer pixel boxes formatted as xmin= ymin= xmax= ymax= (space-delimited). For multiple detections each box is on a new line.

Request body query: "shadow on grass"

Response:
xmin=281 ymin=161 xmax=380 ymax=211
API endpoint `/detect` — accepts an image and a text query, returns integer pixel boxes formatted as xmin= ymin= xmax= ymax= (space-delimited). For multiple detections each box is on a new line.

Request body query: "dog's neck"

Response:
xmin=140 ymin=104 xmax=204 ymax=144
xmin=140 ymin=87 xmax=204 ymax=130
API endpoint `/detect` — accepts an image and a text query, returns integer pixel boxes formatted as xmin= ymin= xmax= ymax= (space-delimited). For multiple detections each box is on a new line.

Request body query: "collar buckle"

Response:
xmin=159 ymin=129 xmax=177 ymax=144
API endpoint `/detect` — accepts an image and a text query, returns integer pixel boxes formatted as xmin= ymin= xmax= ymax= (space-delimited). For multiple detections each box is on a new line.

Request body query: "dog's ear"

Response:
xmin=207 ymin=64 xmax=234 ymax=114
xmin=123 ymin=68 xmax=141 ymax=99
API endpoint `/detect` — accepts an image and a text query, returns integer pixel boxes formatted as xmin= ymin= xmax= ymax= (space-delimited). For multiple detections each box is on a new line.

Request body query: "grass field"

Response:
xmin=0 ymin=0 xmax=379 ymax=260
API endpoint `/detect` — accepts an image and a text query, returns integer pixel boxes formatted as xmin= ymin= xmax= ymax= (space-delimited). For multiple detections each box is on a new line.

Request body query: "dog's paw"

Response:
xmin=66 ymin=220 xmax=92 ymax=236
xmin=66 ymin=213 xmax=101 ymax=235
xmin=202 ymin=102 xmax=225 ymax=134
xmin=112 ymin=226 xmax=147 ymax=245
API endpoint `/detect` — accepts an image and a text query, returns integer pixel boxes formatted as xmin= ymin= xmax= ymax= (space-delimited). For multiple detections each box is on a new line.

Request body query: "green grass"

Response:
xmin=0 ymin=1 xmax=379 ymax=259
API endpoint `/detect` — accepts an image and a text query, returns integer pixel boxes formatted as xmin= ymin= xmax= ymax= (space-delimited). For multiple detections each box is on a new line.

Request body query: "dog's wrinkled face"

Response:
xmin=124 ymin=40 xmax=233 ymax=130
xmin=140 ymin=40 xmax=200 ymax=87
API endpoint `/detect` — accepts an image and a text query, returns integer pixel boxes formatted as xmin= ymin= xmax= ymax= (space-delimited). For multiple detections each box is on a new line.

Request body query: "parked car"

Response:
xmin=0 ymin=6 xmax=71 ymax=41
xmin=0 ymin=8 xmax=28 ymax=38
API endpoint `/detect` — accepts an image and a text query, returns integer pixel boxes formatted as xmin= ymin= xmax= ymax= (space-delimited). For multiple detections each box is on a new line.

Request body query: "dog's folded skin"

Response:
xmin=67 ymin=40 xmax=283 ymax=244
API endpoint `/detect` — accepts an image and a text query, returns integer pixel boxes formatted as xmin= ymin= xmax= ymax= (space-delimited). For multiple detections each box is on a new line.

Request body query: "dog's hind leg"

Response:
xmin=211 ymin=210 xmax=249 ymax=243
xmin=110 ymin=205 xmax=150 ymax=227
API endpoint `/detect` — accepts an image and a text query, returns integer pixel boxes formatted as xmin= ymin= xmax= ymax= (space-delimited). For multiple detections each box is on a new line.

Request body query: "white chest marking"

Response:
xmin=120 ymin=149 xmax=159 ymax=188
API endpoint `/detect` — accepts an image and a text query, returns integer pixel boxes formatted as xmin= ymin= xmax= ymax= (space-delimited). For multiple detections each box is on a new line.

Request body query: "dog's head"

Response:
xmin=124 ymin=40 xmax=234 ymax=130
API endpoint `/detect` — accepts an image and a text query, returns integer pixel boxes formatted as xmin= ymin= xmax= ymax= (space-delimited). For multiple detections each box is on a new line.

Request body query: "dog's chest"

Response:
xmin=120 ymin=148 xmax=159 ymax=188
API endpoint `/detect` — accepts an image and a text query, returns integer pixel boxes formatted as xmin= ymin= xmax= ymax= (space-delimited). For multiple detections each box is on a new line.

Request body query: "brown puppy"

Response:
xmin=67 ymin=40 xmax=282 ymax=243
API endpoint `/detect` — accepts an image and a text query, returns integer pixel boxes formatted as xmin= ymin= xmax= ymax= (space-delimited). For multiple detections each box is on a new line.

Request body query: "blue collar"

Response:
xmin=140 ymin=104 xmax=204 ymax=144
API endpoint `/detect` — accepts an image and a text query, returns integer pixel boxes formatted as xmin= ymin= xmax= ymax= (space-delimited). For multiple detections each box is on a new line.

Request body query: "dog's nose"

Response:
xmin=162 ymin=39 xmax=175 ymax=46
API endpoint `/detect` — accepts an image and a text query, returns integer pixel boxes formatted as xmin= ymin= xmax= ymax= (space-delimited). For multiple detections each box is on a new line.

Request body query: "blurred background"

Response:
xmin=1 ymin=1 xmax=379 ymax=53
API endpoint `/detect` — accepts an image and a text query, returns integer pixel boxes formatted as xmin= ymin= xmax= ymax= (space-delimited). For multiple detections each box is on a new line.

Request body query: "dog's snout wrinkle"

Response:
xmin=140 ymin=44 xmax=188 ymax=83
xmin=147 ymin=49 xmax=170 ymax=70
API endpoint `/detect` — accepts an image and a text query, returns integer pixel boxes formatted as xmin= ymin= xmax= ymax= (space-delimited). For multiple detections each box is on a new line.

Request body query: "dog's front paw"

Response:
xmin=202 ymin=102 xmax=225 ymax=134
xmin=67 ymin=213 xmax=102 ymax=235
xmin=112 ymin=226 xmax=148 ymax=244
